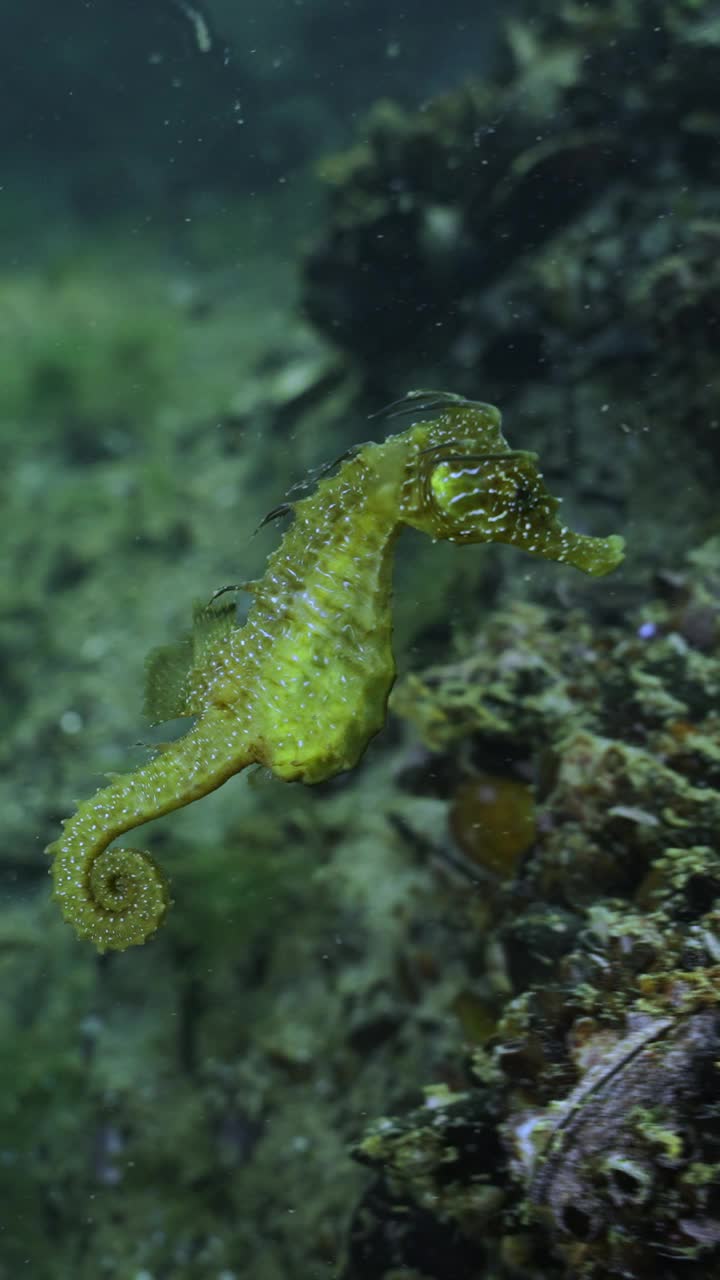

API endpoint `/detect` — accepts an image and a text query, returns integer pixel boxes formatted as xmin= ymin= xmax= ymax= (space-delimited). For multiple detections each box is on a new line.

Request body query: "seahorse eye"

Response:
xmin=425 ymin=455 xmax=552 ymax=545
xmin=430 ymin=459 xmax=525 ymax=524
xmin=429 ymin=459 xmax=473 ymax=515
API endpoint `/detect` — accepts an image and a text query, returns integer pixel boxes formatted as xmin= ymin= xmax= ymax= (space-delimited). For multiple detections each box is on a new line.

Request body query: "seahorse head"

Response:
xmin=396 ymin=395 xmax=624 ymax=577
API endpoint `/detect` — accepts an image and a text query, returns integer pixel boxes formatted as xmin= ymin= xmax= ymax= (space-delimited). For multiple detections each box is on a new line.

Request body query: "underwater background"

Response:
xmin=2 ymin=0 xmax=720 ymax=1276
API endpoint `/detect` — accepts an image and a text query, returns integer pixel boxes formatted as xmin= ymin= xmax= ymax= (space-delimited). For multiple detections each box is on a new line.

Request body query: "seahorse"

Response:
xmin=47 ymin=391 xmax=624 ymax=950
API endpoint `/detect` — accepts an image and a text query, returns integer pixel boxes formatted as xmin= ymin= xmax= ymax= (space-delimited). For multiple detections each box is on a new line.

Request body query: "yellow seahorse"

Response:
xmin=47 ymin=391 xmax=624 ymax=950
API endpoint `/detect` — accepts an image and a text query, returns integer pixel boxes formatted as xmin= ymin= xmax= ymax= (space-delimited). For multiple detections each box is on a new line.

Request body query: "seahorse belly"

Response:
xmin=251 ymin=595 xmax=395 ymax=782
xmin=248 ymin=504 xmax=399 ymax=783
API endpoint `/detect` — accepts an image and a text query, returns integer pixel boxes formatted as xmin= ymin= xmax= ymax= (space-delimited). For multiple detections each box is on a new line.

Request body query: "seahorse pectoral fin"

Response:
xmin=144 ymin=600 xmax=238 ymax=724
xmin=190 ymin=599 xmax=238 ymax=660
xmin=144 ymin=635 xmax=196 ymax=723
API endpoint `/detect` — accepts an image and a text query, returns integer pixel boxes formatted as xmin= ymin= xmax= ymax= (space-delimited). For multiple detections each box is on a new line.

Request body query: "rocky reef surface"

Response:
xmin=345 ymin=533 xmax=720 ymax=1279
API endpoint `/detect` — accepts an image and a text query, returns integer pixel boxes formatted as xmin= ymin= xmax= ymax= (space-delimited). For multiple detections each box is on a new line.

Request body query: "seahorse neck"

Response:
xmin=247 ymin=452 xmax=404 ymax=638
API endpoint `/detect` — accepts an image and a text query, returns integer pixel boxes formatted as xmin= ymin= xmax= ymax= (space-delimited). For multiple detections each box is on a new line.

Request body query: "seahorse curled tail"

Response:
xmin=48 ymin=709 xmax=255 ymax=951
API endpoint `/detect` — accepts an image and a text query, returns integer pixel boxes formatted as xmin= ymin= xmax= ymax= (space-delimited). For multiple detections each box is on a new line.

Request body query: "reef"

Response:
xmin=302 ymin=0 xmax=720 ymax=558
xmin=342 ymin=534 xmax=720 ymax=1279
xmin=304 ymin=0 xmax=720 ymax=374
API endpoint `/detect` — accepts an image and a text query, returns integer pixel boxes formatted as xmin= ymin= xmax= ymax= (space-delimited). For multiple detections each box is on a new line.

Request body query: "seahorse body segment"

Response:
xmin=47 ymin=392 xmax=624 ymax=950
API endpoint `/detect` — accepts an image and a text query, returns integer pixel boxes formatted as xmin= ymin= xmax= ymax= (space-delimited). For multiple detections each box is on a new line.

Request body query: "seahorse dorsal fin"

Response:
xmin=144 ymin=601 xmax=238 ymax=724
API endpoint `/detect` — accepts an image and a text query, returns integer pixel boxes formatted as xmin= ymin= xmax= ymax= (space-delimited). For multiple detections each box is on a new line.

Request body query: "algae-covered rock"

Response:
xmin=344 ymin=535 xmax=720 ymax=1279
xmin=302 ymin=0 xmax=720 ymax=557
